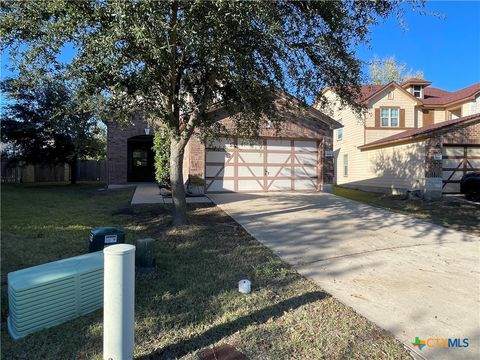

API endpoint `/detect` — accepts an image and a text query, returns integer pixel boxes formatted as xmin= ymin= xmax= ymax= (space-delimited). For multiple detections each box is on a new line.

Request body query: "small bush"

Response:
xmin=153 ymin=126 xmax=170 ymax=186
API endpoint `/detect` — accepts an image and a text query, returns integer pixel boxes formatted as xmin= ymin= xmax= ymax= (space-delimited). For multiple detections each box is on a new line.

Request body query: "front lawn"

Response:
xmin=333 ymin=186 xmax=480 ymax=236
xmin=1 ymin=184 xmax=410 ymax=359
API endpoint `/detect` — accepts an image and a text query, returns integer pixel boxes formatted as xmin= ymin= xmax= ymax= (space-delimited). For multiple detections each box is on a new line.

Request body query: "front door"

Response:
xmin=127 ymin=136 xmax=155 ymax=182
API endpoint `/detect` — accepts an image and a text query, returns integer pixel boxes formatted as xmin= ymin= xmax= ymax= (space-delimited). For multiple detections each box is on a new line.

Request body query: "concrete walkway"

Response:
xmin=208 ymin=192 xmax=480 ymax=360
xmin=131 ymin=183 xmax=211 ymax=205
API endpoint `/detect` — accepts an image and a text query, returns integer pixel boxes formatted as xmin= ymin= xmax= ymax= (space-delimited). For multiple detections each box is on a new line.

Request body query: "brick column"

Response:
xmin=424 ymin=136 xmax=443 ymax=201
xmin=322 ymin=136 xmax=334 ymax=192
xmin=186 ymin=136 xmax=206 ymax=194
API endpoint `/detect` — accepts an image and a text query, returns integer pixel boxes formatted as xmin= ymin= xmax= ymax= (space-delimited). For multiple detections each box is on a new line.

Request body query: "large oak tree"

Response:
xmin=1 ymin=0 xmax=422 ymax=224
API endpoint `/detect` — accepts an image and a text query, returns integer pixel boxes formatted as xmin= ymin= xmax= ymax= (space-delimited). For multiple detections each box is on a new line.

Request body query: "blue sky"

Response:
xmin=1 ymin=1 xmax=479 ymax=95
xmin=356 ymin=0 xmax=480 ymax=91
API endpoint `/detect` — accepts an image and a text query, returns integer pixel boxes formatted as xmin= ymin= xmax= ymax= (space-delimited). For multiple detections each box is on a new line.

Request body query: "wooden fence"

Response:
xmin=1 ymin=160 xmax=106 ymax=183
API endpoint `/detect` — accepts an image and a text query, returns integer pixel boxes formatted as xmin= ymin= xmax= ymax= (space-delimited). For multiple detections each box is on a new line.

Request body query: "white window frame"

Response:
xmin=337 ymin=118 xmax=343 ymax=141
xmin=412 ymin=85 xmax=423 ymax=98
xmin=343 ymin=154 xmax=348 ymax=177
xmin=380 ymin=108 xmax=400 ymax=128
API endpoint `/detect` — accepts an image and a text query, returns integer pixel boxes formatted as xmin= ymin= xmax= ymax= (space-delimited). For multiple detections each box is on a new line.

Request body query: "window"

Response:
xmin=343 ymin=154 xmax=348 ymax=177
xmin=388 ymin=91 xmax=394 ymax=100
xmin=380 ymin=108 xmax=399 ymax=127
xmin=132 ymin=149 xmax=148 ymax=167
xmin=337 ymin=118 xmax=343 ymax=141
xmin=413 ymin=85 xmax=422 ymax=98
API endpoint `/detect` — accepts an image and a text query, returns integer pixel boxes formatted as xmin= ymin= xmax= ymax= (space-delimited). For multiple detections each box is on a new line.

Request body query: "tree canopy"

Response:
xmin=1 ymin=78 xmax=105 ymax=184
xmin=368 ymin=56 xmax=424 ymax=85
xmin=1 ymin=0 xmax=423 ymax=224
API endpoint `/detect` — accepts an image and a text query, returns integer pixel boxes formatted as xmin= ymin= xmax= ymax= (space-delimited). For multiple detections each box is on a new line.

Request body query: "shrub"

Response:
xmin=153 ymin=126 xmax=170 ymax=186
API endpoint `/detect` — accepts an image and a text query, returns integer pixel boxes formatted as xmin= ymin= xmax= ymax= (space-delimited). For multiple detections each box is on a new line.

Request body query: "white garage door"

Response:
xmin=442 ymin=145 xmax=480 ymax=193
xmin=205 ymin=138 xmax=320 ymax=193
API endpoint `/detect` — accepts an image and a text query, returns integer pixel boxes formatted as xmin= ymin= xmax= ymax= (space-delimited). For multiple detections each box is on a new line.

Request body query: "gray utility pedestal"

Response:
xmin=135 ymin=238 xmax=156 ymax=269
xmin=424 ymin=177 xmax=443 ymax=201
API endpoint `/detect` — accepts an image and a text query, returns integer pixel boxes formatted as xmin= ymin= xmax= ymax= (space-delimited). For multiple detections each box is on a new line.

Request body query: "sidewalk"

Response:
xmin=130 ymin=183 xmax=211 ymax=205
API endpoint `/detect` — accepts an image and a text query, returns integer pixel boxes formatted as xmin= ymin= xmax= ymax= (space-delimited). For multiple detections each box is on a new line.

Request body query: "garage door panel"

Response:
xmin=239 ymin=152 xmax=264 ymax=163
xmin=443 ymin=183 xmax=460 ymax=193
xmin=267 ymin=139 xmax=291 ymax=151
xmin=267 ymin=166 xmax=291 ymax=176
xmin=467 ymin=148 xmax=480 ymax=156
xmin=269 ymin=180 xmax=291 ymax=191
xmin=468 ymin=159 xmax=480 ymax=168
xmin=442 ymin=170 xmax=463 ymax=181
xmin=205 ymin=166 xmax=234 ymax=178
xmin=206 ymin=151 xmax=234 ymax=163
xmin=294 ymin=140 xmax=317 ymax=151
xmin=238 ymin=180 xmax=264 ymax=191
xmin=238 ymin=166 xmax=264 ymax=177
xmin=442 ymin=159 xmax=461 ymax=168
xmin=294 ymin=166 xmax=317 ymax=177
xmin=443 ymin=147 xmax=464 ymax=156
xmin=268 ymin=153 xmax=290 ymax=164
xmin=294 ymin=179 xmax=316 ymax=190
xmin=295 ymin=153 xmax=317 ymax=166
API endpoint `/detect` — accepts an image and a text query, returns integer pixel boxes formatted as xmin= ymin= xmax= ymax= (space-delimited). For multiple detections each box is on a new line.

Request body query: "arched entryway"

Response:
xmin=127 ymin=135 xmax=155 ymax=182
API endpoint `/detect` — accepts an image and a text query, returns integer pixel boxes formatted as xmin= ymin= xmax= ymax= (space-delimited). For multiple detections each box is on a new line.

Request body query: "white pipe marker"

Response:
xmin=103 ymin=244 xmax=136 ymax=360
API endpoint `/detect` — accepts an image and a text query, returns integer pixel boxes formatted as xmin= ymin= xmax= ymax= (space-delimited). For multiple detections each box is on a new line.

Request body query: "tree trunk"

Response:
xmin=170 ymin=137 xmax=188 ymax=225
xmin=70 ymin=157 xmax=78 ymax=185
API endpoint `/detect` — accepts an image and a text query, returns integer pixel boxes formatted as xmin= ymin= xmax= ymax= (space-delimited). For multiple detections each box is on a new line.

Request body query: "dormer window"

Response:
xmin=413 ymin=85 xmax=423 ymax=98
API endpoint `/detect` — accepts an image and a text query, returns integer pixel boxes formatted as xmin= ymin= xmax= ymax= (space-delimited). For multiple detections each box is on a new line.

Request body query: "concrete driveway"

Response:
xmin=208 ymin=192 xmax=480 ymax=360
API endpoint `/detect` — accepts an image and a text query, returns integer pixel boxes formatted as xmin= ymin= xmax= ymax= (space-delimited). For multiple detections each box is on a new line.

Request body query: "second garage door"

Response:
xmin=205 ymin=138 xmax=320 ymax=193
xmin=442 ymin=145 xmax=480 ymax=193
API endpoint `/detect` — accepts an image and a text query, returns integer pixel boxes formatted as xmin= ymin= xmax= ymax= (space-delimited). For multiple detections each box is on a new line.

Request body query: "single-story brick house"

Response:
xmin=107 ymin=95 xmax=341 ymax=194
xmin=358 ymin=113 xmax=480 ymax=199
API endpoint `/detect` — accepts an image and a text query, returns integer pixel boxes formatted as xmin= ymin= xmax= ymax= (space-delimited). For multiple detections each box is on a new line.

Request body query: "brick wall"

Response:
xmin=424 ymin=120 xmax=480 ymax=178
xmin=442 ymin=122 xmax=480 ymax=144
xmin=107 ymin=113 xmax=151 ymax=184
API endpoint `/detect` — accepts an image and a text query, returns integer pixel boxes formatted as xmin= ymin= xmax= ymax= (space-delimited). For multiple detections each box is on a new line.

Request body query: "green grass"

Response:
xmin=333 ymin=186 xmax=480 ymax=236
xmin=1 ymin=184 xmax=410 ymax=360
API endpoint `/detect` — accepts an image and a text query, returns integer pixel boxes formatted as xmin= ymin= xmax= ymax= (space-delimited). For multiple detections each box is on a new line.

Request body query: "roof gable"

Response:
xmin=363 ymin=82 xmax=423 ymax=105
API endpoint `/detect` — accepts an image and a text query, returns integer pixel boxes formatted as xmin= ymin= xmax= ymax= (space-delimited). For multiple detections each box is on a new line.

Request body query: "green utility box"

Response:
xmin=89 ymin=227 xmax=125 ymax=252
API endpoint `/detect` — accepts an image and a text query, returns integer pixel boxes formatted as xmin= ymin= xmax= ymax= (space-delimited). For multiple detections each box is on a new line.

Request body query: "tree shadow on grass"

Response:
xmin=136 ymin=291 xmax=328 ymax=360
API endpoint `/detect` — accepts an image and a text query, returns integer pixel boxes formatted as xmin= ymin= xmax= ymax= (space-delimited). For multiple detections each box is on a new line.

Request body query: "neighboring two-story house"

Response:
xmin=317 ymin=79 xmax=480 ymax=198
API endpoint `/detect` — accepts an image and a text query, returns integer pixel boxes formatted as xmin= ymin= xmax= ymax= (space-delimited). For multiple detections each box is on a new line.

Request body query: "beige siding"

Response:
xmin=462 ymin=94 xmax=480 ymax=116
xmin=319 ymin=91 xmax=366 ymax=185
xmin=366 ymin=129 xmax=408 ymax=144
xmin=365 ymin=86 xmax=418 ymax=128
xmin=339 ymin=141 xmax=426 ymax=193
xmin=433 ymin=109 xmax=446 ymax=123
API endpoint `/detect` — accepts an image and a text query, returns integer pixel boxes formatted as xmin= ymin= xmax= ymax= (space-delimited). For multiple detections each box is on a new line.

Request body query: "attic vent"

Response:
xmin=7 ymin=252 xmax=104 ymax=340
